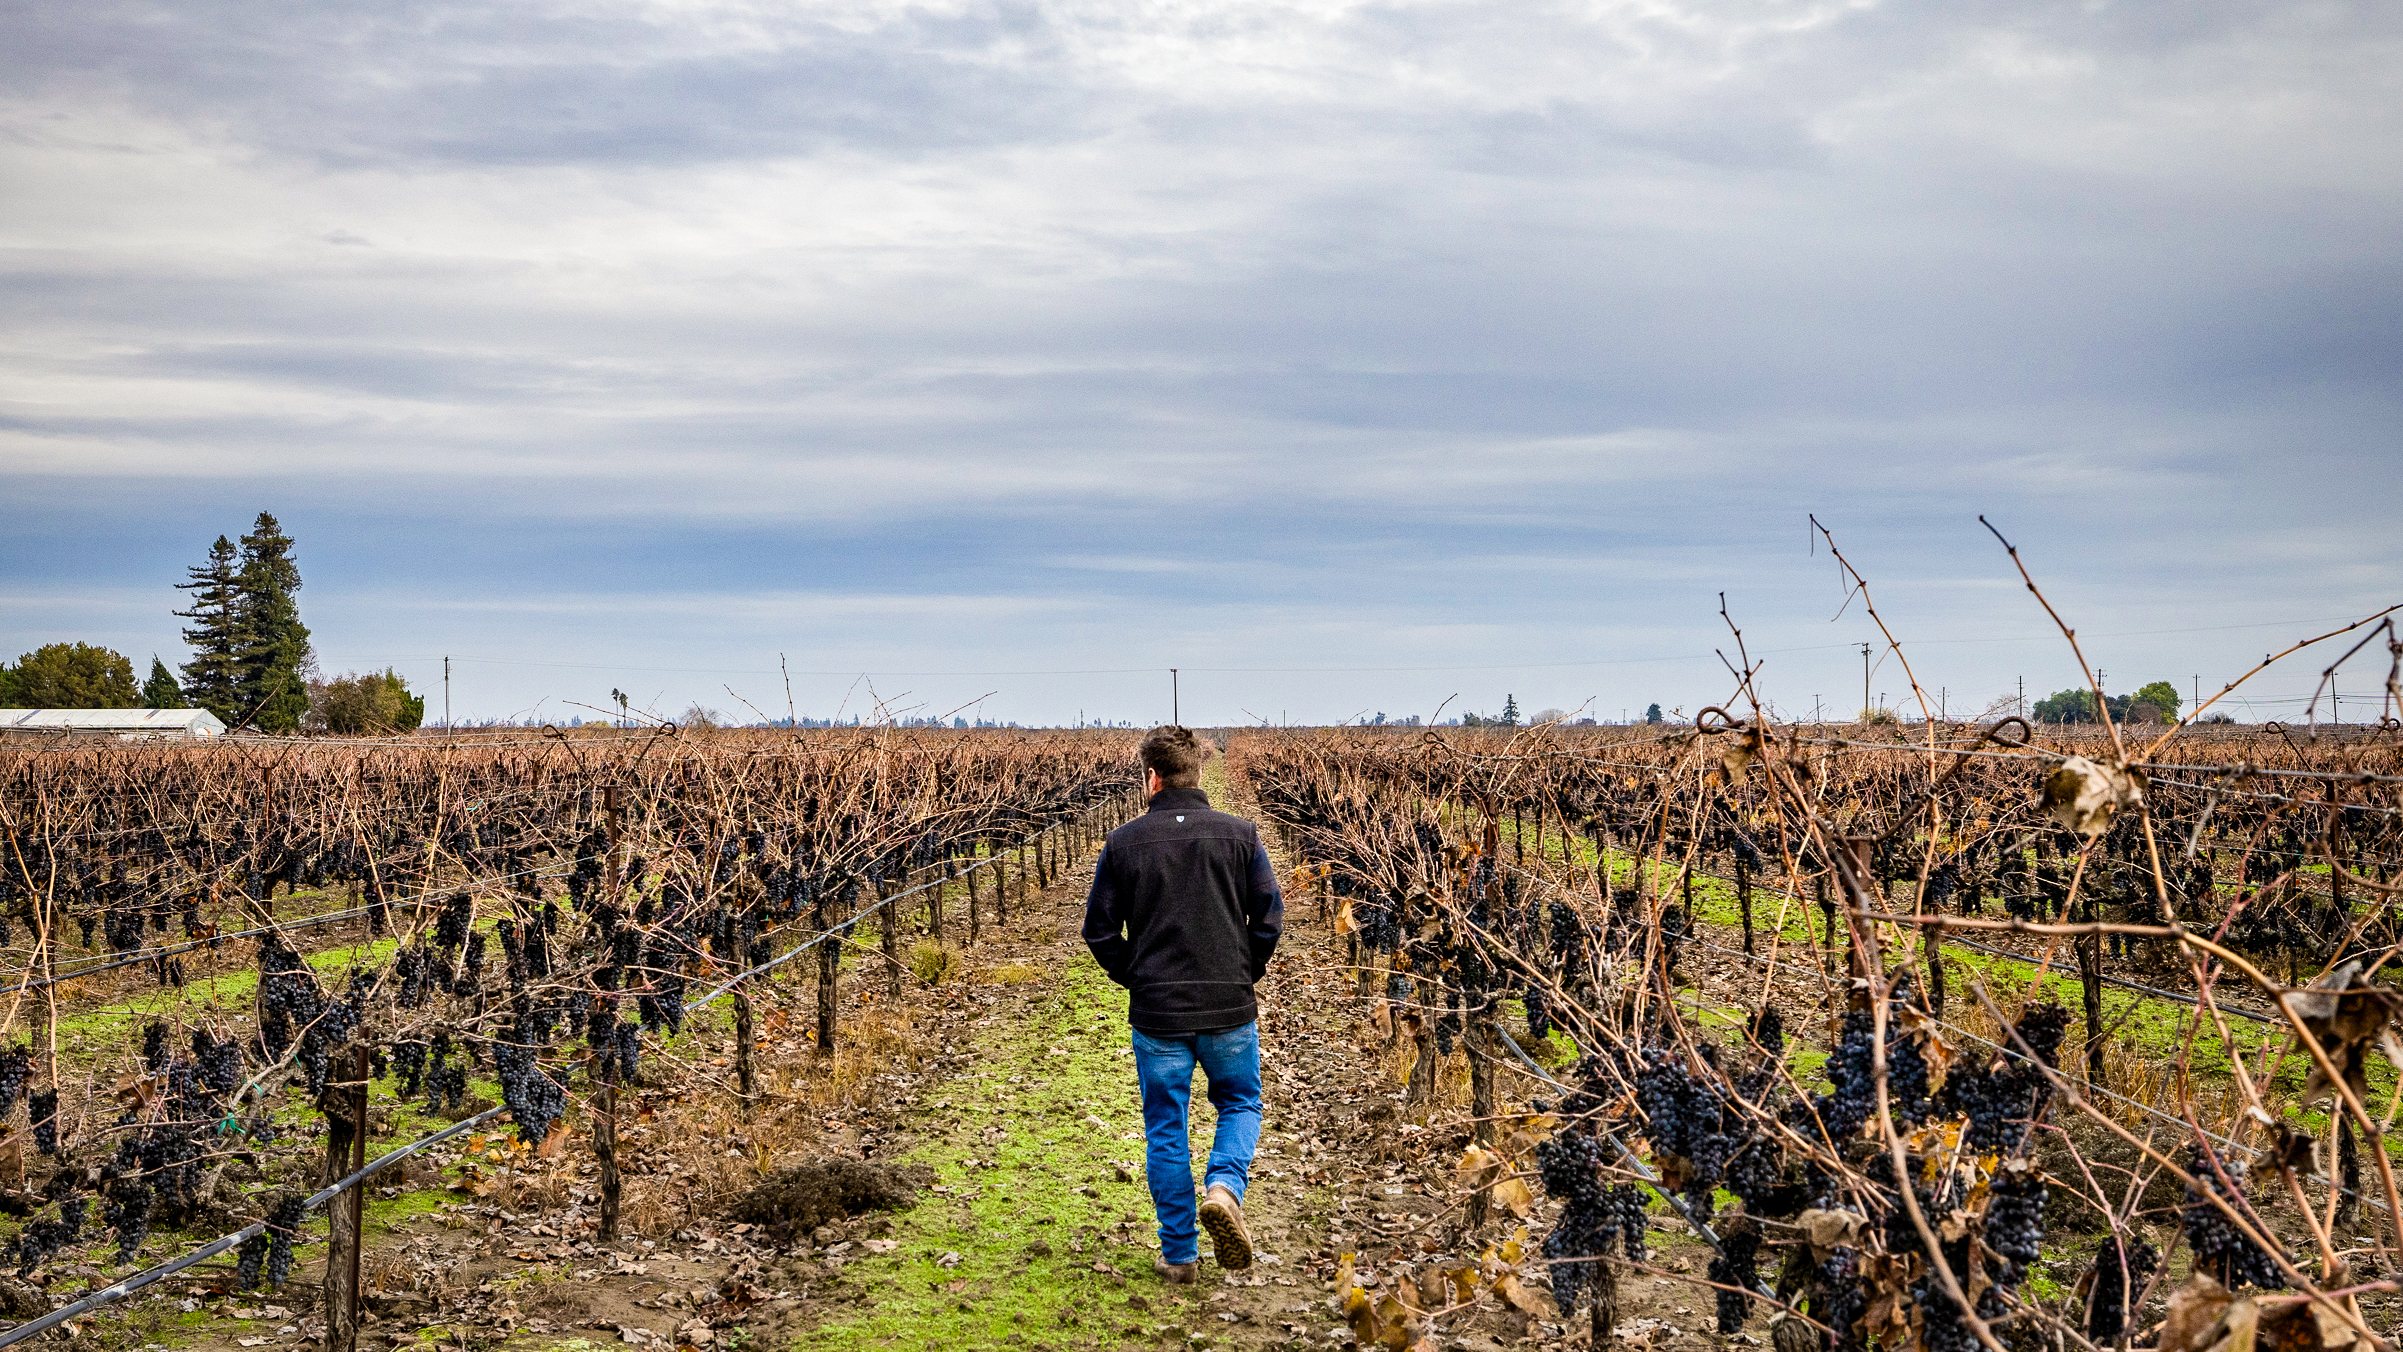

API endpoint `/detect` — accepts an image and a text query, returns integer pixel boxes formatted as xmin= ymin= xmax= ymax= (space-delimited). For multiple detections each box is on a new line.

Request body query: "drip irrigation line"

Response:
xmin=0 ymin=1104 xmax=508 ymax=1351
xmin=1936 ymin=934 xmax=2279 ymax=1025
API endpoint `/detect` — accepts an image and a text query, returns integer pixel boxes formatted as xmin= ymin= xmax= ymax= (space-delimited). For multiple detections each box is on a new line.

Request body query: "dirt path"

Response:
xmin=782 ymin=754 xmax=1366 ymax=1351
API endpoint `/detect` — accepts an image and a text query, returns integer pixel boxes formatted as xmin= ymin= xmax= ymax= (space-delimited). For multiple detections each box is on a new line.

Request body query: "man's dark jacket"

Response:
xmin=1083 ymin=787 xmax=1284 ymax=1034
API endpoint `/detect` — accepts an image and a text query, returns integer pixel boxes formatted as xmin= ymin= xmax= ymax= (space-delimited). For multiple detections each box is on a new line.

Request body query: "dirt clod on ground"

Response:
xmin=729 ymin=1157 xmax=925 ymax=1242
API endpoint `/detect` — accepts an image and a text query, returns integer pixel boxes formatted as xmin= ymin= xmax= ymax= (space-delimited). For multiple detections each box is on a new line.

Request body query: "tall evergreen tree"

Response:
xmin=174 ymin=535 xmax=245 ymax=724
xmin=235 ymin=513 xmax=313 ymax=731
xmin=141 ymin=656 xmax=183 ymax=709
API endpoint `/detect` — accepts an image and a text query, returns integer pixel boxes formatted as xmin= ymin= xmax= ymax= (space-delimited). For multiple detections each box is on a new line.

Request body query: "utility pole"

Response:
xmin=1859 ymin=643 xmax=1872 ymax=722
xmin=1171 ymin=669 xmax=1179 ymax=726
xmin=2018 ymin=675 xmax=2024 ymax=720
xmin=1813 ymin=696 xmax=1821 ymax=724
xmin=443 ymin=656 xmax=451 ymax=735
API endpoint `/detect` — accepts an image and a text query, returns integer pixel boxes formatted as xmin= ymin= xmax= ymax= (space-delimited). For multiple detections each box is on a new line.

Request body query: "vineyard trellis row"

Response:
xmin=1234 ymin=709 xmax=2403 ymax=1352
xmin=0 ymin=727 xmax=1142 ymax=1345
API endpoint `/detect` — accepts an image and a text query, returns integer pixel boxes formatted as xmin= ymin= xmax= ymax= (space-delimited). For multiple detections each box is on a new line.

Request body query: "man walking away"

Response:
xmin=1084 ymin=726 xmax=1284 ymax=1282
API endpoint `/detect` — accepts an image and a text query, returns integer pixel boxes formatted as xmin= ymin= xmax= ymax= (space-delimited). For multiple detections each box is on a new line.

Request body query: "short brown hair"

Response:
xmin=1140 ymin=725 xmax=1210 ymax=788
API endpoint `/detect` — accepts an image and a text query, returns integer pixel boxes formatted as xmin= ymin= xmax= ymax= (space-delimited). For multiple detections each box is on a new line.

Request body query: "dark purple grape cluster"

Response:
xmin=614 ymin=1021 xmax=641 ymax=1083
xmin=1537 ymin=1131 xmax=1616 ymax=1312
xmin=2182 ymin=1146 xmax=2286 ymax=1289
xmin=1723 ymin=1138 xmax=1803 ymax=1217
xmin=1794 ymin=1011 xmax=1877 ymax=1145
xmin=391 ymin=1039 xmax=427 ymax=1097
xmin=393 ymin=946 xmax=427 ymax=1008
xmin=256 ymin=941 xmax=321 ymax=1063
xmin=426 ymin=1064 xmax=467 ymax=1113
xmin=1982 ymin=1164 xmax=2046 ymax=1280
xmin=494 ymin=1038 xmax=567 ymax=1145
xmin=453 ymin=931 xmax=485 ymax=997
xmin=192 ymin=1030 xmax=242 ymax=1094
xmin=1537 ymin=1133 xmax=1649 ymax=1311
xmin=1885 ymin=1033 xmax=1934 ymax=1124
xmin=1748 ymin=1007 xmax=1784 ymax=1059
xmin=235 ymin=1227 xmax=270 ymax=1290
xmin=264 ymin=1194 xmax=308 ymax=1288
xmin=1915 ymin=1245 xmax=2005 ymax=1352
xmin=1815 ymin=1248 xmax=1866 ymax=1352
xmin=1524 ymin=986 xmax=1551 ymax=1041
xmin=1709 ymin=1223 xmax=1760 ymax=1332
xmin=99 ymin=1165 xmax=153 ymax=1263
xmin=1635 ymin=1049 xmax=1728 ymax=1164
xmin=434 ymin=892 xmax=471 ymax=950
xmin=298 ymin=991 xmax=361 ymax=1095
xmin=0 ymin=1043 xmax=31 ymax=1116
xmin=141 ymin=1021 xmax=169 ymax=1073
xmin=2086 ymin=1235 xmax=2158 ymax=1342
xmin=30 ymin=1089 xmax=59 ymax=1155
xmin=13 ymin=1194 xmax=87 ymax=1276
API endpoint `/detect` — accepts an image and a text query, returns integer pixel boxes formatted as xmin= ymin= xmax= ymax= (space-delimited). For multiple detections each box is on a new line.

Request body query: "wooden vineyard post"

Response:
xmin=880 ymin=876 xmax=902 ymax=1000
xmin=593 ymin=1066 xmax=622 ymax=1242
xmin=996 ymin=844 xmax=1011 ymax=928
xmin=324 ymin=1046 xmax=368 ymax=1352
xmin=928 ymin=863 xmax=946 ymax=946
xmin=816 ymin=890 xmax=842 ymax=1055
xmin=733 ymin=986 xmax=756 ymax=1108
xmin=1736 ymin=855 xmax=1754 ymax=956
xmin=966 ymin=849 xmax=981 ymax=947
xmin=1465 ymin=1017 xmax=1498 ymax=1228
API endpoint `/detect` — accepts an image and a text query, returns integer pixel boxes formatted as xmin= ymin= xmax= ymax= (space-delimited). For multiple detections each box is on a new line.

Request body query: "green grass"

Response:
xmin=792 ymin=956 xmax=1191 ymax=1350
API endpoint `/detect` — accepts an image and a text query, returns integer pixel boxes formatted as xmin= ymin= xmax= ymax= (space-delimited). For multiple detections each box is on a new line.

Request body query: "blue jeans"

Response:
xmin=1131 ymin=1022 xmax=1262 ymax=1265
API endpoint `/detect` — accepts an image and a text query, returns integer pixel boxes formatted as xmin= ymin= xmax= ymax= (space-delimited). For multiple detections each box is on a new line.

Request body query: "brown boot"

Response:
xmin=1152 ymin=1252 xmax=1199 ymax=1285
xmin=1199 ymin=1184 xmax=1253 ymax=1270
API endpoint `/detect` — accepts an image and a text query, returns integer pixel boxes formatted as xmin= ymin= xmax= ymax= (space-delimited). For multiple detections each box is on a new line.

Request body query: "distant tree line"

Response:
xmin=2032 ymin=680 xmax=2183 ymax=725
xmin=3 ymin=512 xmax=423 ymax=734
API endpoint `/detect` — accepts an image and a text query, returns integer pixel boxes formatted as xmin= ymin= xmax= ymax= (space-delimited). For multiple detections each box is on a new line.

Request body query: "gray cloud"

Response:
xmin=2 ymin=0 xmax=2397 ymax=724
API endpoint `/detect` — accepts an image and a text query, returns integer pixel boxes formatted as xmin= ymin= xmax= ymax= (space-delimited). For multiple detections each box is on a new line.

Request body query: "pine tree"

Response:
xmin=175 ymin=535 xmax=245 ymax=724
xmin=1500 ymin=694 xmax=1520 ymax=727
xmin=235 ymin=513 xmax=313 ymax=732
xmin=141 ymin=657 xmax=183 ymax=709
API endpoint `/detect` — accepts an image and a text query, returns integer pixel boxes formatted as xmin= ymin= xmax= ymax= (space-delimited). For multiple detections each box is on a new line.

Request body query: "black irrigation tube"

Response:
xmin=1936 ymin=934 xmax=2280 ymax=1025
xmin=0 ymin=791 xmax=1136 ymax=1345
xmin=0 ymin=1104 xmax=509 ymax=1350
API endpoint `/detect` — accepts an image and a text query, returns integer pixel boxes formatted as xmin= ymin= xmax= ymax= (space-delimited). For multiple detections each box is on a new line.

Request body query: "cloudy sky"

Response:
xmin=4 ymin=0 xmax=2398 ymax=727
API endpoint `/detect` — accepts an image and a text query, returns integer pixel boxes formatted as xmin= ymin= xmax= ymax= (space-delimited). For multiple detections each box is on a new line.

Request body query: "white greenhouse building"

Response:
xmin=0 ymin=709 xmax=228 ymax=740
